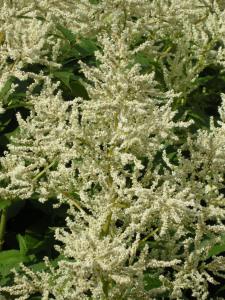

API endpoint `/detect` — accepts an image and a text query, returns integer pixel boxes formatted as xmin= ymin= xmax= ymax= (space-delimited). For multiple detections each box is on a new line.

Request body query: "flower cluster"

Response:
xmin=0 ymin=0 xmax=79 ymax=113
xmin=1 ymin=0 xmax=225 ymax=299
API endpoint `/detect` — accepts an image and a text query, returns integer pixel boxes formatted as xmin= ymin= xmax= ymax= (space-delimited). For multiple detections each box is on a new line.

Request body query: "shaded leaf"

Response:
xmin=0 ymin=200 xmax=11 ymax=210
xmin=52 ymin=70 xmax=75 ymax=90
xmin=70 ymin=80 xmax=89 ymax=99
xmin=144 ymin=272 xmax=162 ymax=291
xmin=30 ymin=254 xmax=65 ymax=273
xmin=56 ymin=24 xmax=76 ymax=44
xmin=187 ymin=111 xmax=208 ymax=125
xmin=0 ymin=250 xmax=34 ymax=277
xmin=206 ymin=234 xmax=225 ymax=259
xmin=0 ymin=77 xmax=14 ymax=106
xmin=17 ymin=234 xmax=28 ymax=256
xmin=215 ymin=284 xmax=225 ymax=296
xmin=7 ymin=200 xmax=25 ymax=220
xmin=76 ymin=38 xmax=98 ymax=57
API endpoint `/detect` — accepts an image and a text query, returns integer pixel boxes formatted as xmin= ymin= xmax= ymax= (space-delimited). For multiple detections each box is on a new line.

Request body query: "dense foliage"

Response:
xmin=0 ymin=0 xmax=225 ymax=299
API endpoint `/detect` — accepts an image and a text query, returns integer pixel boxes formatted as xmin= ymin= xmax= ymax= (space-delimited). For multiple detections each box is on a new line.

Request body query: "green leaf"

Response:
xmin=0 ymin=77 xmax=14 ymax=106
xmin=76 ymin=38 xmax=98 ymax=57
xmin=135 ymin=53 xmax=159 ymax=69
xmin=5 ymin=99 xmax=32 ymax=110
xmin=56 ymin=24 xmax=76 ymax=44
xmin=17 ymin=234 xmax=28 ymax=256
xmin=60 ymin=47 xmax=81 ymax=61
xmin=0 ymin=199 xmax=11 ymax=210
xmin=0 ymin=250 xmax=34 ymax=277
xmin=70 ymin=80 xmax=89 ymax=99
xmin=30 ymin=254 xmax=64 ymax=273
xmin=187 ymin=111 xmax=207 ymax=125
xmin=52 ymin=70 xmax=73 ymax=89
xmin=52 ymin=69 xmax=78 ymax=90
xmin=0 ymin=118 xmax=11 ymax=131
xmin=5 ymin=127 xmax=20 ymax=140
xmin=29 ymin=261 xmax=46 ymax=272
xmin=167 ymin=151 xmax=177 ymax=161
xmin=144 ymin=272 xmax=162 ymax=291
xmin=215 ymin=284 xmax=225 ymax=296
xmin=194 ymin=75 xmax=213 ymax=86
xmin=23 ymin=233 xmax=45 ymax=253
xmin=206 ymin=234 xmax=225 ymax=259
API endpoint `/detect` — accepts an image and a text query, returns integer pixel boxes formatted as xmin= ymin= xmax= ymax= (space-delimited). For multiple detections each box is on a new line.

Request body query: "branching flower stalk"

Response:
xmin=1 ymin=0 xmax=225 ymax=299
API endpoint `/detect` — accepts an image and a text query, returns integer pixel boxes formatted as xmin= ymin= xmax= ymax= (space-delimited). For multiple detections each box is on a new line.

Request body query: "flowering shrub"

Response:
xmin=0 ymin=0 xmax=225 ymax=299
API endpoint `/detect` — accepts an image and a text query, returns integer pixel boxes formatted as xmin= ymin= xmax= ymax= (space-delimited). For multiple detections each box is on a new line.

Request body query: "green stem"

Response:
xmin=33 ymin=159 xmax=57 ymax=182
xmin=61 ymin=191 xmax=84 ymax=212
xmin=139 ymin=228 xmax=159 ymax=247
xmin=0 ymin=208 xmax=7 ymax=251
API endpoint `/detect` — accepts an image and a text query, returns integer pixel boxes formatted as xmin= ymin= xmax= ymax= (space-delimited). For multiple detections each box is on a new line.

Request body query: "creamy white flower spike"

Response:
xmin=0 ymin=0 xmax=225 ymax=299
